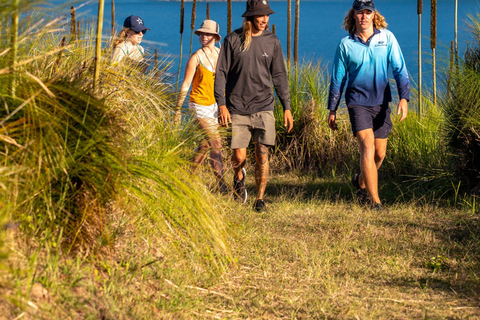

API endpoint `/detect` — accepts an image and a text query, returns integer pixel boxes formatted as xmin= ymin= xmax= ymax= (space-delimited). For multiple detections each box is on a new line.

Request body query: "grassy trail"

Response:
xmin=3 ymin=171 xmax=480 ymax=319
xmin=188 ymin=172 xmax=480 ymax=319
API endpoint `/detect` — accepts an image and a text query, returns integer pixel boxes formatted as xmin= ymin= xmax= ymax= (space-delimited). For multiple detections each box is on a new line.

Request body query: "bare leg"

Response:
xmin=356 ymin=129 xmax=382 ymax=204
xmin=232 ymin=148 xmax=247 ymax=180
xmin=208 ymin=137 xmax=227 ymax=187
xmin=255 ymin=143 xmax=269 ymax=200
xmin=191 ymin=138 xmax=209 ymax=174
xmin=192 ymin=119 xmax=226 ymax=187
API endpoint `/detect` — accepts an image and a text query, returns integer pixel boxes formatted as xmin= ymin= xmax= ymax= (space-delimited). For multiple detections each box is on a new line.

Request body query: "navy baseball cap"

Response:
xmin=352 ymin=0 xmax=375 ymax=11
xmin=123 ymin=15 xmax=150 ymax=33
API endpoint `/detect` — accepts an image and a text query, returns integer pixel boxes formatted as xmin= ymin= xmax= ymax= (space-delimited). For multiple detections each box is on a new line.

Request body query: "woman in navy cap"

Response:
xmin=112 ymin=15 xmax=150 ymax=64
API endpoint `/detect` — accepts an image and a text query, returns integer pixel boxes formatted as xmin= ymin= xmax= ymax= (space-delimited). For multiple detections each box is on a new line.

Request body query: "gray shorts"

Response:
xmin=230 ymin=111 xmax=276 ymax=149
xmin=347 ymin=104 xmax=392 ymax=139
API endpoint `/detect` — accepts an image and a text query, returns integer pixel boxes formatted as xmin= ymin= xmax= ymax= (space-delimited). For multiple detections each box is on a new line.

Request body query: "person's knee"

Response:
xmin=232 ymin=150 xmax=246 ymax=166
xmin=374 ymin=149 xmax=386 ymax=163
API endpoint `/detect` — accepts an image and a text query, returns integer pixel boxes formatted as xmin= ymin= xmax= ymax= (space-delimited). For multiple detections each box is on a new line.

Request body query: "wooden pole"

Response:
xmin=189 ymin=0 xmax=197 ymax=56
xmin=287 ymin=0 xmax=291 ymax=65
xmin=93 ymin=0 xmax=105 ymax=93
xmin=10 ymin=0 xmax=19 ymax=98
xmin=70 ymin=6 xmax=76 ymax=41
xmin=176 ymin=0 xmax=185 ymax=92
xmin=227 ymin=0 xmax=232 ymax=34
xmin=294 ymin=0 xmax=299 ymax=67
xmin=111 ymin=0 xmax=116 ymax=38
xmin=418 ymin=0 xmax=422 ymax=117
xmin=206 ymin=3 xmax=210 ymax=20
xmin=447 ymin=41 xmax=454 ymax=100
xmin=431 ymin=0 xmax=437 ymax=109
xmin=454 ymin=0 xmax=458 ymax=58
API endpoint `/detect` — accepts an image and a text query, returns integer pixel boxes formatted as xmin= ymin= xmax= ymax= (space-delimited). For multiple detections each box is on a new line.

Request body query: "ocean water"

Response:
xmin=72 ymin=0 xmax=478 ymax=84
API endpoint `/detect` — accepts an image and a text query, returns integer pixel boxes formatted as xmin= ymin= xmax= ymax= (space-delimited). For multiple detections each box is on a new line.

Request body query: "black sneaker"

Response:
xmin=218 ymin=181 xmax=230 ymax=195
xmin=233 ymin=168 xmax=247 ymax=204
xmin=371 ymin=202 xmax=383 ymax=212
xmin=351 ymin=173 xmax=361 ymax=189
xmin=352 ymin=173 xmax=370 ymax=204
xmin=253 ymin=199 xmax=266 ymax=212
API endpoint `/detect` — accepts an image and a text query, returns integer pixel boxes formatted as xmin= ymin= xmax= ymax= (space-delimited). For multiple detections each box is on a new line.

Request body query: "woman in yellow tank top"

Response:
xmin=176 ymin=20 xmax=227 ymax=192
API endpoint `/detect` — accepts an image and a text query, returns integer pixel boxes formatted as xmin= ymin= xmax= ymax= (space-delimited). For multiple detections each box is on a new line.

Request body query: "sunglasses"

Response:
xmin=131 ymin=29 xmax=147 ymax=35
xmin=353 ymin=0 xmax=374 ymax=6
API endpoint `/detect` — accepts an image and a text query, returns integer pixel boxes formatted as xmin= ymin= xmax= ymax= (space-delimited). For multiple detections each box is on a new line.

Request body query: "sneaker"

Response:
xmin=352 ymin=173 xmax=370 ymax=204
xmin=233 ymin=168 xmax=247 ymax=204
xmin=351 ymin=173 xmax=361 ymax=189
xmin=253 ymin=199 xmax=267 ymax=212
xmin=371 ymin=202 xmax=383 ymax=212
xmin=356 ymin=188 xmax=370 ymax=204
xmin=218 ymin=181 xmax=230 ymax=195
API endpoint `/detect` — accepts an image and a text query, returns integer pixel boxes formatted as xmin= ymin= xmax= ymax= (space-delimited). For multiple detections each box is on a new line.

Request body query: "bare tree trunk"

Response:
xmin=71 ymin=6 xmax=76 ymax=41
xmin=287 ymin=0 xmax=291 ymax=65
xmin=227 ymin=0 xmax=232 ymax=34
xmin=111 ymin=0 xmax=115 ymax=38
xmin=294 ymin=0 xmax=299 ymax=67
xmin=431 ymin=0 xmax=437 ymax=109
xmin=454 ymin=0 xmax=458 ymax=54
xmin=418 ymin=0 xmax=422 ymax=117
xmin=10 ymin=0 xmax=19 ymax=98
xmin=176 ymin=0 xmax=185 ymax=93
xmin=189 ymin=0 xmax=197 ymax=56
xmin=93 ymin=0 xmax=105 ymax=94
xmin=447 ymin=41 xmax=454 ymax=100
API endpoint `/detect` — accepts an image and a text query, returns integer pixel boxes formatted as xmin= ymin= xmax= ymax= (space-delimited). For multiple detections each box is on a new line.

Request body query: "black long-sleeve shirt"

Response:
xmin=214 ymin=28 xmax=291 ymax=115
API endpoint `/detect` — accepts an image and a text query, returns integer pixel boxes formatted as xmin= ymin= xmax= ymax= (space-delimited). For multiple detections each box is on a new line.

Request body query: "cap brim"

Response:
xmin=130 ymin=26 xmax=150 ymax=32
xmin=353 ymin=6 xmax=375 ymax=11
xmin=241 ymin=8 xmax=275 ymax=17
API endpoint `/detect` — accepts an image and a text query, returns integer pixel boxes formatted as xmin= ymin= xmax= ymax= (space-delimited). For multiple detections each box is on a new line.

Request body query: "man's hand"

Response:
xmin=328 ymin=111 xmax=338 ymax=131
xmin=397 ymin=99 xmax=408 ymax=122
xmin=218 ymin=105 xmax=231 ymax=127
xmin=284 ymin=109 xmax=294 ymax=133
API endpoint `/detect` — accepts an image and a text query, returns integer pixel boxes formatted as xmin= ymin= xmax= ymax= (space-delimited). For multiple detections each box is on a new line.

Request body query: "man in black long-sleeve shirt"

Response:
xmin=214 ymin=0 xmax=293 ymax=212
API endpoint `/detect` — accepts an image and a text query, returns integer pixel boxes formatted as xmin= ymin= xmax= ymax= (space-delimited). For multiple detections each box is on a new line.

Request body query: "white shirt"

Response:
xmin=112 ymin=41 xmax=144 ymax=64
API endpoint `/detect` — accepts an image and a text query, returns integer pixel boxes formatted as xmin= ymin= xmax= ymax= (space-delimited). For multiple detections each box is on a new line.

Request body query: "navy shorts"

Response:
xmin=347 ymin=104 xmax=392 ymax=139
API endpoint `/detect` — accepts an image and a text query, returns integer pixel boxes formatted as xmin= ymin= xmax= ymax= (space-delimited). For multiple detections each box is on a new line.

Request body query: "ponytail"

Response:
xmin=113 ymin=27 xmax=130 ymax=48
xmin=241 ymin=17 xmax=253 ymax=52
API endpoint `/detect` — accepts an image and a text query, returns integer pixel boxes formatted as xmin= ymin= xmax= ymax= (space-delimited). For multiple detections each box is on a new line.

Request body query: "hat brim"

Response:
xmin=130 ymin=26 xmax=150 ymax=33
xmin=353 ymin=6 xmax=375 ymax=11
xmin=241 ymin=8 xmax=275 ymax=17
xmin=194 ymin=29 xmax=221 ymax=41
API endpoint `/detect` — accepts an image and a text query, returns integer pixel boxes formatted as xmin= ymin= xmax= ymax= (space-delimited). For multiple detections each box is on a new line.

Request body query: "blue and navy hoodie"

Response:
xmin=327 ymin=28 xmax=410 ymax=111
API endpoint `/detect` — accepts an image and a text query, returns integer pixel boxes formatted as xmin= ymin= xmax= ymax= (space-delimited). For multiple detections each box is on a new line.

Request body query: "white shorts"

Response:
xmin=189 ymin=102 xmax=218 ymax=123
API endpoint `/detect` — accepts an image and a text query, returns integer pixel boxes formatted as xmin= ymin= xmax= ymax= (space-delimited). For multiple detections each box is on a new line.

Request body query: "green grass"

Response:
xmin=2 ymin=170 xmax=479 ymax=319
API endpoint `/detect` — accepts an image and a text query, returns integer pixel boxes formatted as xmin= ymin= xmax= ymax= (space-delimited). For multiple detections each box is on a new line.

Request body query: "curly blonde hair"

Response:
xmin=341 ymin=9 xmax=388 ymax=34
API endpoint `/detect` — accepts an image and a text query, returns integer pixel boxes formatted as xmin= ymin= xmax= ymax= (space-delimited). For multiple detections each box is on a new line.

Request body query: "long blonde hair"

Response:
xmin=113 ymin=27 xmax=130 ymax=47
xmin=341 ymin=9 xmax=388 ymax=34
xmin=240 ymin=16 xmax=269 ymax=52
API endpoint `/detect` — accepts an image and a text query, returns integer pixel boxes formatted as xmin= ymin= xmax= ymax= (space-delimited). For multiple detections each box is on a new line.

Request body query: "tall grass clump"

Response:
xmin=440 ymin=12 xmax=480 ymax=194
xmin=1 ymin=0 xmax=231 ymax=285
xmin=386 ymin=90 xmax=450 ymax=185
xmin=272 ymin=60 xmax=357 ymax=174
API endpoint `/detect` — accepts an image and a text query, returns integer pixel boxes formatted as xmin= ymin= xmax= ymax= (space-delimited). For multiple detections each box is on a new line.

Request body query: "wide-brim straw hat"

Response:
xmin=194 ymin=20 xmax=221 ymax=41
xmin=242 ymin=0 xmax=275 ymax=17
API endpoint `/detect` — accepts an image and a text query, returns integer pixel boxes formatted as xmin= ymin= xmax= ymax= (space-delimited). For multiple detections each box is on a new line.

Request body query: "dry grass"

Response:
xmin=1 ymin=170 xmax=479 ymax=319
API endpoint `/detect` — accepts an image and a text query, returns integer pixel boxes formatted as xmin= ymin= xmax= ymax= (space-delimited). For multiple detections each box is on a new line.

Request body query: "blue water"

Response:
xmin=71 ymin=0 xmax=478 ymax=85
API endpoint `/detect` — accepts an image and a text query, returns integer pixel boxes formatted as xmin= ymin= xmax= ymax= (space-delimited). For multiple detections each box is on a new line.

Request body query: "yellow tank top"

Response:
xmin=189 ymin=58 xmax=216 ymax=106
